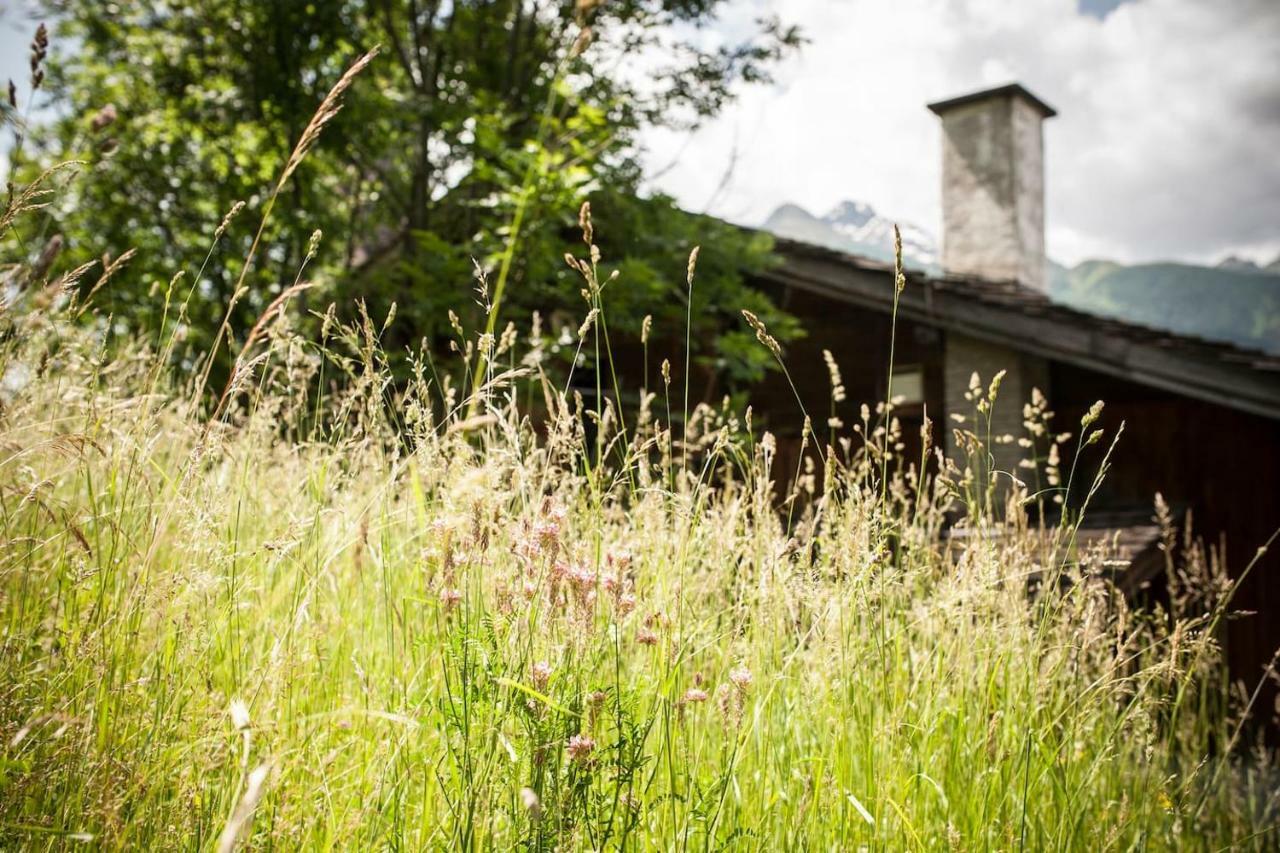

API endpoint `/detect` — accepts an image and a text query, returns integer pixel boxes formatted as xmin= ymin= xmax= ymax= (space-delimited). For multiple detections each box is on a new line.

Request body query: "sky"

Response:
xmin=0 ymin=3 xmax=37 ymax=93
xmin=640 ymin=0 xmax=1280 ymax=267
xmin=0 ymin=1 xmax=48 ymax=161
xmin=3 ymin=0 xmax=1278 ymax=267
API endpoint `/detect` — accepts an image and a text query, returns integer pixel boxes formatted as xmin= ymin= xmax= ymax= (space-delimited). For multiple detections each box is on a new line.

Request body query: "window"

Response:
xmin=890 ymin=365 xmax=925 ymax=407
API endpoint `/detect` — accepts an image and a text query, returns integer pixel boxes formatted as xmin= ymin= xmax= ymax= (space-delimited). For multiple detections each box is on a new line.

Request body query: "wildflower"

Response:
xmin=822 ymin=349 xmax=847 ymax=402
xmin=988 ymin=369 xmax=1007 ymax=400
xmin=531 ymin=661 xmax=552 ymax=689
xmin=636 ymin=627 xmax=658 ymax=646
xmin=566 ymin=733 xmax=595 ymax=763
xmin=1082 ymin=399 xmax=1105 ymax=428
xmin=716 ymin=682 xmax=745 ymax=727
xmin=514 ymin=532 xmax=542 ymax=561
xmin=229 ymin=699 xmax=251 ymax=731
xmin=728 ymin=664 xmax=753 ymax=691
xmin=893 ymin=224 xmax=905 ymax=286
xmin=520 ymin=787 xmax=542 ymax=819
xmin=680 ymin=687 xmax=709 ymax=704
xmin=570 ymin=560 xmax=593 ymax=594
xmin=741 ymin=310 xmax=781 ymax=358
xmin=577 ymin=309 xmax=599 ymax=339
xmin=617 ymin=592 xmax=637 ymax=615
xmin=579 ymin=201 xmax=593 ymax=244
xmin=90 ymin=103 xmax=117 ymax=132
xmin=440 ymin=587 xmax=463 ymax=610
xmin=29 ymin=23 xmax=48 ymax=91
xmin=217 ymin=762 xmax=272 ymax=853
xmin=533 ymin=520 xmax=559 ymax=546
xmin=215 ymin=200 xmax=246 ymax=239
xmin=587 ymin=690 xmax=608 ymax=723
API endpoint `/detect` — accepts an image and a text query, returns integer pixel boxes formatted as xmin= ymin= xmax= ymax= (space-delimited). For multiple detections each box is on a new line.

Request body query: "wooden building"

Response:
xmin=743 ymin=83 xmax=1280 ymax=696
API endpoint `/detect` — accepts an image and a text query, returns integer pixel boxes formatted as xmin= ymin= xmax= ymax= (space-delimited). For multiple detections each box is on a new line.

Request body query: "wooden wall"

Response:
xmin=1051 ymin=362 xmax=1280 ymax=698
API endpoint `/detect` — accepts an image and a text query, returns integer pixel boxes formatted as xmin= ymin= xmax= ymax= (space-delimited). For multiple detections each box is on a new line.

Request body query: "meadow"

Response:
xmin=2 ymin=44 xmax=1278 ymax=853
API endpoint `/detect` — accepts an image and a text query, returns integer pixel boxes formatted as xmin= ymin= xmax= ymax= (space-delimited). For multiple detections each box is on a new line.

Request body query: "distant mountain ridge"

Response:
xmin=762 ymin=201 xmax=939 ymax=271
xmin=762 ymin=200 xmax=1280 ymax=355
xmin=1048 ymin=260 xmax=1280 ymax=355
xmin=1216 ymin=255 xmax=1280 ymax=275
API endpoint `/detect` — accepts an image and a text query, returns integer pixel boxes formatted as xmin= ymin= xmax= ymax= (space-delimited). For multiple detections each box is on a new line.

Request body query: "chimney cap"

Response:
xmin=927 ymin=83 xmax=1057 ymax=119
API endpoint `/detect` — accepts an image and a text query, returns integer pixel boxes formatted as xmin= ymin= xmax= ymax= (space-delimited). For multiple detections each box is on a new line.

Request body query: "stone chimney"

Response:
xmin=929 ymin=84 xmax=1056 ymax=508
xmin=928 ymin=83 xmax=1055 ymax=292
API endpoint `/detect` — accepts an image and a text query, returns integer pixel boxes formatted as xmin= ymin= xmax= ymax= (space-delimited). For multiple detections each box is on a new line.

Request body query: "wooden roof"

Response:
xmin=762 ymin=237 xmax=1280 ymax=421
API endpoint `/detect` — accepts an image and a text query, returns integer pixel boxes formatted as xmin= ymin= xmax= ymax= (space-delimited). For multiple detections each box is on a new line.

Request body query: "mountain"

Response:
xmin=763 ymin=199 xmax=1280 ymax=355
xmin=762 ymin=201 xmax=938 ymax=271
xmin=1217 ymin=255 xmax=1264 ymax=274
xmin=1049 ymin=261 xmax=1280 ymax=354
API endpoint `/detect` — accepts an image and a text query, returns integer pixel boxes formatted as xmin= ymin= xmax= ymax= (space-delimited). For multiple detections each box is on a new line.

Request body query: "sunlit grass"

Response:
xmin=1 ymin=254 xmax=1276 ymax=848
xmin=2 ymin=44 xmax=1276 ymax=852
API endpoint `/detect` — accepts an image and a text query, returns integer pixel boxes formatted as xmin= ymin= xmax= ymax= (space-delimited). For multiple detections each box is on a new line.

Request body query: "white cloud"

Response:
xmin=640 ymin=0 xmax=1280 ymax=266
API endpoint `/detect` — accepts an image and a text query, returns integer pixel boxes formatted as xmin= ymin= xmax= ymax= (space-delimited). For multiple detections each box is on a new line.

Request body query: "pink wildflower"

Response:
xmin=566 ymin=733 xmax=595 ymax=763
xmin=568 ymin=563 xmax=595 ymax=591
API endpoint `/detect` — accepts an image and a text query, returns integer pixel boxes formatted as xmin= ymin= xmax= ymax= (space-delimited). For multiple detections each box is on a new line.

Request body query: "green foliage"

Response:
xmin=9 ymin=0 xmax=804 ymax=387
xmin=585 ymin=191 xmax=798 ymax=385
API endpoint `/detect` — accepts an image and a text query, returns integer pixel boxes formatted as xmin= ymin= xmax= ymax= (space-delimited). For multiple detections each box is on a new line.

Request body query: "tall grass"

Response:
xmin=2 ymin=43 xmax=1278 ymax=853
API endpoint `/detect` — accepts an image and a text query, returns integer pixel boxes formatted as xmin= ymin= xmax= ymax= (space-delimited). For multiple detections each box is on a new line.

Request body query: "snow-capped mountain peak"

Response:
xmin=824 ymin=200 xmax=877 ymax=229
xmin=762 ymin=199 xmax=939 ymax=271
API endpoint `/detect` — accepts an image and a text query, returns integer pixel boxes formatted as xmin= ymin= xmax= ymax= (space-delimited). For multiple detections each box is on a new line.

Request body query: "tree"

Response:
xmin=9 ymin=1 xmax=804 ymax=388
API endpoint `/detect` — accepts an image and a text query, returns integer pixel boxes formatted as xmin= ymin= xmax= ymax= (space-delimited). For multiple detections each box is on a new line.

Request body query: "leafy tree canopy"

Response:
xmin=7 ymin=0 xmax=804 ymax=387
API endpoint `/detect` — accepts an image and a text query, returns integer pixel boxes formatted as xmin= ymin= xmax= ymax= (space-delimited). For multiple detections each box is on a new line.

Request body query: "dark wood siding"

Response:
xmin=1051 ymin=362 xmax=1280 ymax=696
